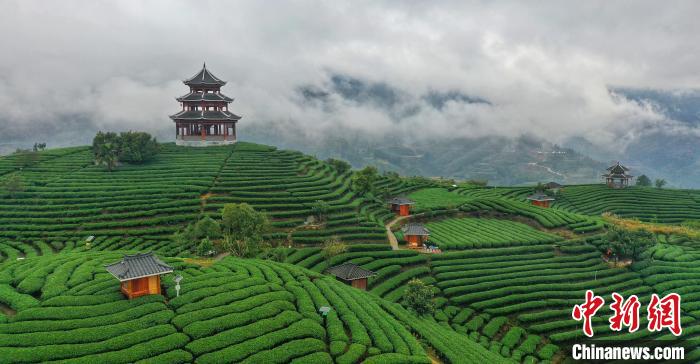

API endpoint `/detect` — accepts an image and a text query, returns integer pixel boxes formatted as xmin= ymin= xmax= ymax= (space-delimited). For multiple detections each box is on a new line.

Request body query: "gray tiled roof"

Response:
xmin=326 ymin=262 xmax=376 ymax=280
xmin=544 ymin=182 xmax=563 ymax=189
xmin=388 ymin=197 xmax=415 ymax=205
xmin=526 ymin=192 xmax=555 ymax=201
xmin=177 ymin=92 xmax=233 ymax=102
xmin=402 ymin=223 xmax=430 ymax=236
xmin=170 ymin=110 xmax=242 ymax=121
xmin=184 ymin=64 xmax=226 ymax=86
xmin=105 ymin=252 xmax=173 ymax=281
xmin=603 ymin=162 xmax=632 ymax=178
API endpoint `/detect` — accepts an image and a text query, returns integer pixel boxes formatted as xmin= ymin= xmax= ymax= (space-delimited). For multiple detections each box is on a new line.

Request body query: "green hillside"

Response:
xmin=3 ymin=143 xmax=700 ymax=363
xmin=0 ymin=251 xmax=509 ymax=363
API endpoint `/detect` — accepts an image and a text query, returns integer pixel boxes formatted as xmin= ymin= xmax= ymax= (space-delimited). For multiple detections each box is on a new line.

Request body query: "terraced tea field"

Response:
xmin=556 ymin=185 xmax=700 ymax=223
xmin=425 ymin=217 xmax=561 ymax=250
xmin=4 ymin=143 xmax=700 ymax=363
xmin=0 ymin=143 xmax=429 ymax=259
xmin=0 ymin=251 xmax=508 ymax=364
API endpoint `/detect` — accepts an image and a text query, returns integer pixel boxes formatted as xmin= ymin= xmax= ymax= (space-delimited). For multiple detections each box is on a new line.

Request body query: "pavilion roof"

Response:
xmin=388 ymin=197 xmax=415 ymax=205
xmin=526 ymin=192 xmax=555 ymax=201
xmin=170 ymin=110 xmax=241 ymax=121
xmin=544 ymin=182 xmax=563 ymax=189
xmin=177 ymin=92 xmax=233 ymax=103
xmin=402 ymin=223 xmax=430 ymax=236
xmin=105 ymin=252 xmax=173 ymax=282
xmin=326 ymin=262 xmax=376 ymax=281
xmin=184 ymin=63 xmax=226 ymax=86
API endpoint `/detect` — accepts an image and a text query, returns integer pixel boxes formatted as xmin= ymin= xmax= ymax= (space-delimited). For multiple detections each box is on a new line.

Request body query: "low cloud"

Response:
xmin=0 ymin=1 xmax=699 ymax=153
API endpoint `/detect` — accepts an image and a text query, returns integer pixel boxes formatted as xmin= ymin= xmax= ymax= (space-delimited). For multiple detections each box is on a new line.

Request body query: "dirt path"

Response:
xmin=385 ymin=215 xmax=410 ymax=250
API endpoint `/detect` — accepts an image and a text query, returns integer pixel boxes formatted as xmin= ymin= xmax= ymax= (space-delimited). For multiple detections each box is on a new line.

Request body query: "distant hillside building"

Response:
xmin=603 ymin=162 xmax=633 ymax=188
xmin=544 ymin=182 xmax=563 ymax=193
xmin=105 ymin=252 xmax=173 ymax=299
xmin=326 ymin=262 xmax=376 ymax=290
xmin=402 ymin=223 xmax=430 ymax=248
xmin=527 ymin=192 xmax=555 ymax=208
xmin=171 ymin=64 xmax=241 ymax=146
xmin=388 ymin=197 xmax=415 ymax=216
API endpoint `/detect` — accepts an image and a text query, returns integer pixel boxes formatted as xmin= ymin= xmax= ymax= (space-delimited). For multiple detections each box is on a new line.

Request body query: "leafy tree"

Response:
xmin=326 ymin=158 xmax=351 ymax=174
xmin=655 ymin=179 xmax=667 ymax=189
xmin=118 ymin=131 xmax=160 ymax=163
xmin=221 ymin=203 xmax=270 ymax=257
xmin=402 ymin=278 xmax=435 ymax=316
xmin=194 ymin=215 xmax=221 ymax=240
xmin=636 ymin=175 xmax=651 ymax=187
xmin=13 ymin=149 xmax=39 ymax=169
xmin=352 ymin=166 xmax=379 ymax=196
xmin=2 ymin=174 xmax=25 ymax=197
xmin=604 ymin=226 xmax=656 ymax=262
xmin=92 ymin=132 xmax=121 ymax=171
xmin=321 ymin=237 xmax=347 ymax=264
xmin=534 ymin=182 xmax=545 ymax=192
xmin=196 ymin=238 xmax=214 ymax=256
xmin=32 ymin=143 xmax=46 ymax=152
xmin=311 ymin=200 xmax=331 ymax=222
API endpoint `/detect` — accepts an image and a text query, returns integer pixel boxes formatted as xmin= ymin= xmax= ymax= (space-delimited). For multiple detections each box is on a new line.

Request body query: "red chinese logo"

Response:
xmin=572 ymin=290 xmax=605 ymax=337
xmin=648 ymin=293 xmax=682 ymax=336
xmin=573 ymin=291 xmax=682 ymax=337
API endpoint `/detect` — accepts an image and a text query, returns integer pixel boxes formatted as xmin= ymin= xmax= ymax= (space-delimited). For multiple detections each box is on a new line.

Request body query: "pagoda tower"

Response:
xmin=171 ymin=64 xmax=241 ymax=146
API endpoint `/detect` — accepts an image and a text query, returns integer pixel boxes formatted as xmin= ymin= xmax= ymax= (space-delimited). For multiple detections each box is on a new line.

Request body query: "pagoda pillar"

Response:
xmin=201 ymin=124 xmax=206 ymax=141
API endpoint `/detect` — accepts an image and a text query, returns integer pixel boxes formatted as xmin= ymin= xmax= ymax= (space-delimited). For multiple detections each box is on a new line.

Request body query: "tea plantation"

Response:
xmin=3 ymin=143 xmax=700 ymax=363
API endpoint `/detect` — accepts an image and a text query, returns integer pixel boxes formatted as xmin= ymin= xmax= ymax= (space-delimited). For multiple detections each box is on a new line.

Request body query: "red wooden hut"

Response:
xmin=402 ymin=223 xmax=430 ymax=248
xmin=388 ymin=197 xmax=415 ymax=216
xmin=326 ymin=262 xmax=376 ymax=290
xmin=526 ymin=192 xmax=555 ymax=208
xmin=105 ymin=252 xmax=173 ymax=299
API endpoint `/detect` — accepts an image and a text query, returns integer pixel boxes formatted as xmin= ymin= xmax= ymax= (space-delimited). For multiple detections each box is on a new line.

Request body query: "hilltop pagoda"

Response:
xmin=170 ymin=64 xmax=241 ymax=146
xmin=603 ymin=162 xmax=633 ymax=188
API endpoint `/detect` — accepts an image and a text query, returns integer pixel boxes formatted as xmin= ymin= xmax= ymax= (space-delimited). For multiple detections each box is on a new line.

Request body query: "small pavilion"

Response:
xmin=326 ymin=262 xmax=376 ymax=290
xmin=603 ymin=162 xmax=633 ymax=188
xmin=544 ymin=182 xmax=563 ymax=193
xmin=527 ymin=192 xmax=555 ymax=208
xmin=105 ymin=252 xmax=173 ymax=299
xmin=388 ymin=197 xmax=415 ymax=216
xmin=402 ymin=223 xmax=430 ymax=248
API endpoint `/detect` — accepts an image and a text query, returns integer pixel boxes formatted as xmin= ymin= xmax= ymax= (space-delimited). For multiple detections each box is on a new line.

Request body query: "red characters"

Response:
xmin=573 ymin=291 xmax=683 ymax=337
xmin=609 ymin=293 xmax=640 ymax=333
xmin=572 ymin=290 xmax=606 ymax=337
xmin=648 ymin=293 xmax=682 ymax=336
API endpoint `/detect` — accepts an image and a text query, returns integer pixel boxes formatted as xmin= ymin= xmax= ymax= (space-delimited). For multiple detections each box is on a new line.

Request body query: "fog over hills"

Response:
xmin=2 ymin=1 xmax=700 ymax=186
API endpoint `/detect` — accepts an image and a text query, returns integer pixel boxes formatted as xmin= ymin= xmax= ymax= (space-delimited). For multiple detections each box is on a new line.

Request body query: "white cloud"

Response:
xmin=0 ymin=0 xmax=699 ymax=151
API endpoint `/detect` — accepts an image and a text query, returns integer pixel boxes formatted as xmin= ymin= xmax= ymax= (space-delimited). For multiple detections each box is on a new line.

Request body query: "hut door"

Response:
xmin=133 ymin=278 xmax=148 ymax=293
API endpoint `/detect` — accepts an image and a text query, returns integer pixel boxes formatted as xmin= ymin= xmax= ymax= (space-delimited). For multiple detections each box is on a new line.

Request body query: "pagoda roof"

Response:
xmin=388 ymin=197 xmax=415 ymax=205
xmin=402 ymin=223 xmax=430 ymax=236
xmin=170 ymin=110 xmax=241 ymax=121
xmin=177 ymin=92 xmax=233 ymax=103
xmin=105 ymin=252 xmax=173 ymax=282
xmin=526 ymin=192 xmax=555 ymax=202
xmin=544 ymin=182 xmax=563 ymax=189
xmin=603 ymin=162 xmax=632 ymax=178
xmin=326 ymin=262 xmax=376 ymax=281
xmin=184 ymin=63 xmax=226 ymax=86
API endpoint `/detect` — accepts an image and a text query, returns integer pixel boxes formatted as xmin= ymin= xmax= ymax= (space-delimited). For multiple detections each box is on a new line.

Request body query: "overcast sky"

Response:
xmin=1 ymin=1 xmax=699 ymax=150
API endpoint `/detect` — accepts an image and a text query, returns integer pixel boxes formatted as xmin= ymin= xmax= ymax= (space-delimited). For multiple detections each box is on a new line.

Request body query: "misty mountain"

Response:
xmin=597 ymin=88 xmax=700 ymax=188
